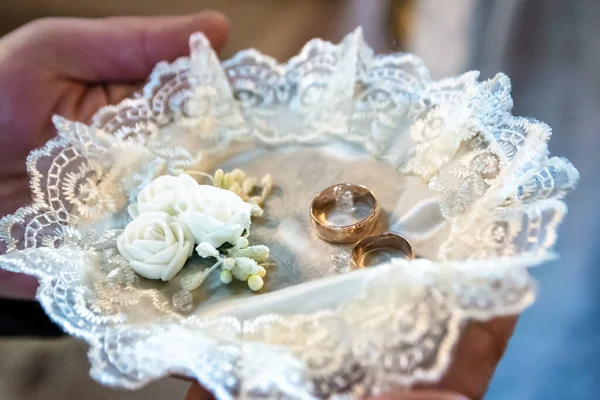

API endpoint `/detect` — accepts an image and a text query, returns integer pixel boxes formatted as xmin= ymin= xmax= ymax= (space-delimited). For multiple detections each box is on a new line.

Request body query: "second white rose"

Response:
xmin=179 ymin=185 xmax=252 ymax=248
xmin=129 ymin=174 xmax=199 ymax=217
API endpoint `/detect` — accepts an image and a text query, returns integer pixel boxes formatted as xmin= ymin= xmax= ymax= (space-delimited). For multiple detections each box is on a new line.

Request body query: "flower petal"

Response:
xmin=170 ymin=221 xmax=184 ymax=242
xmin=132 ymin=239 xmax=165 ymax=253
xmin=180 ymin=220 xmax=195 ymax=243
xmin=124 ymin=243 xmax=154 ymax=260
xmin=161 ymin=242 xmax=192 ymax=281
xmin=205 ymin=224 xmax=244 ymax=248
xmin=205 ymin=198 xmax=231 ymax=221
xmin=145 ymin=243 xmax=178 ymax=264
xmin=226 ymin=209 xmax=251 ymax=229
xmin=129 ymin=261 xmax=165 ymax=280
xmin=117 ymin=235 xmax=129 ymax=259
xmin=177 ymin=173 xmax=200 ymax=188
xmin=127 ymin=203 xmax=140 ymax=219
xmin=161 ymin=222 xmax=175 ymax=245
xmin=181 ymin=211 xmax=224 ymax=242
xmin=147 ymin=226 xmax=165 ymax=241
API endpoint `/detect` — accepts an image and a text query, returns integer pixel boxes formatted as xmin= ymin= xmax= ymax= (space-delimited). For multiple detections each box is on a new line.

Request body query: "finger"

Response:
xmin=0 ymin=173 xmax=31 ymax=215
xmin=184 ymin=382 xmax=215 ymax=400
xmin=426 ymin=316 xmax=518 ymax=400
xmin=369 ymin=390 xmax=470 ymax=400
xmin=54 ymin=81 xmax=143 ymax=123
xmin=5 ymin=11 xmax=230 ymax=82
xmin=0 ymin=270 xmax=38 ymax=301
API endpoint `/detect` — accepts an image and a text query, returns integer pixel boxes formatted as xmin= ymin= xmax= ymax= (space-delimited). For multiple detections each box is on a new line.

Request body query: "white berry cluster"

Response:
xmin=118 ymin=170 xmax=272 ymax=292
xmin=211 ymin=237 xmax=270 ymax=291
xmin=212 ymin=168 xmax=273 ymax=210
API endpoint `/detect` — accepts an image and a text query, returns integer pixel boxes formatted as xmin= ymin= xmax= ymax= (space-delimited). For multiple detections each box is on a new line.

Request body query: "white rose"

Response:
xmin=131 ymin=174 xmax=198 ymax=217
xmin=180 ymin=185 xmax=252 ymax=248
xmin=117 ymin=212 xmax=194 ymax=281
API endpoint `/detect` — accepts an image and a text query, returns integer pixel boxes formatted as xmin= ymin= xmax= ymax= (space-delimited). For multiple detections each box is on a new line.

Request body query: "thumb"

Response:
xmin=0 ymin=270 xmax=38 ymax=301
xmin=4 ymin=11 xmax=229 ymax=82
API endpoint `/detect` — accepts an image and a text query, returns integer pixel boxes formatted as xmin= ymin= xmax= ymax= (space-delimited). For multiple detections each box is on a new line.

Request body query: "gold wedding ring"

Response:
xmin=351 ymin=232 xmax=414 ymax=268
xmin=310 ymin=183 xmax=380 ymax=244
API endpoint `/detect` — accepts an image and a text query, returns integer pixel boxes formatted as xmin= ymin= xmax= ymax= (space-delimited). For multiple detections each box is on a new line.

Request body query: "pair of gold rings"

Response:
xmin=310 ymin=183 xmax=414 ymax=268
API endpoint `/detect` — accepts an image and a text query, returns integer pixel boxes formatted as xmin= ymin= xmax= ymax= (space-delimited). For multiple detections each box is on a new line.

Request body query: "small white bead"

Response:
xmin=257 ymin=266 xmax=266 ymax=277
xmin=247 ymin=275 xmax=264 ymax=291
xmin=213 ymin=169 xmax=224 ymax=187
xmin=236 ymin=237 xmax=249 ymax=249
xmin=230 ymin=169 xmax=246 ymax=181
xmin=220 ymin=270 xmax=233 ymax=284
xmin=242 ymin=177 xmax=257 ymax=194
xmin=261 ymin=174 xmax=273 ymax=187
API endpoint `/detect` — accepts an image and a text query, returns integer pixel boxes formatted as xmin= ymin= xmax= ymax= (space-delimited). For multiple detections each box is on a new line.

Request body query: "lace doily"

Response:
xmin=0 ymin=29 xmax=578 ymax=399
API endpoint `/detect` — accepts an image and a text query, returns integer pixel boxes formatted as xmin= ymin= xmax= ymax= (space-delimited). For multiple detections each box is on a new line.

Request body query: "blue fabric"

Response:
xmin=473 ymin=1 xmax=600 ymax=398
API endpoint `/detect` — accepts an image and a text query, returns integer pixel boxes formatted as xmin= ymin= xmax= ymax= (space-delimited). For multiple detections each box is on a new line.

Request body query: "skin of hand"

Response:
xmin=0 ymin=11 xmax=229 ymax=300
xmin=0 ymin=12 xmax=517 ymax=400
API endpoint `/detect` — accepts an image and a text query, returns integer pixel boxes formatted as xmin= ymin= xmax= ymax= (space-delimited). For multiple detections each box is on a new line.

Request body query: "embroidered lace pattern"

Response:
xmin=0 ymin=30 xmax=578 ymax=399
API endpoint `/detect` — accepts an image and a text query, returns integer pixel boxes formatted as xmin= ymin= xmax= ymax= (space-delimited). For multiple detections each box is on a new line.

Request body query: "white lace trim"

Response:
xmin=0 ymin=29 xmax=578 ymax=398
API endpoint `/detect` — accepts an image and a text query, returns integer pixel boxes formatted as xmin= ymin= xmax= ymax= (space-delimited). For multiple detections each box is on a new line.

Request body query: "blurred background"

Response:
xmin=0 ymin=0 xmax=598 ymax=399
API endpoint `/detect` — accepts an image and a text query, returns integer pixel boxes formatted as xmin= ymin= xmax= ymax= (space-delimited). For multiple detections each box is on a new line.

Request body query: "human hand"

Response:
xmin=0 ymin=11 xmax=230 ymax=300
xmin=184 ymin=316 xmax=516 ymax=400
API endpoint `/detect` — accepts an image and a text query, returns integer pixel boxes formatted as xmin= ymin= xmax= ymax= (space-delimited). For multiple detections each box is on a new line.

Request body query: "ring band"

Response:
xmin=310 ymin=183 xmax=380 ymax=244
xmin=351 ymin=232 xmax=414 ymax=268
